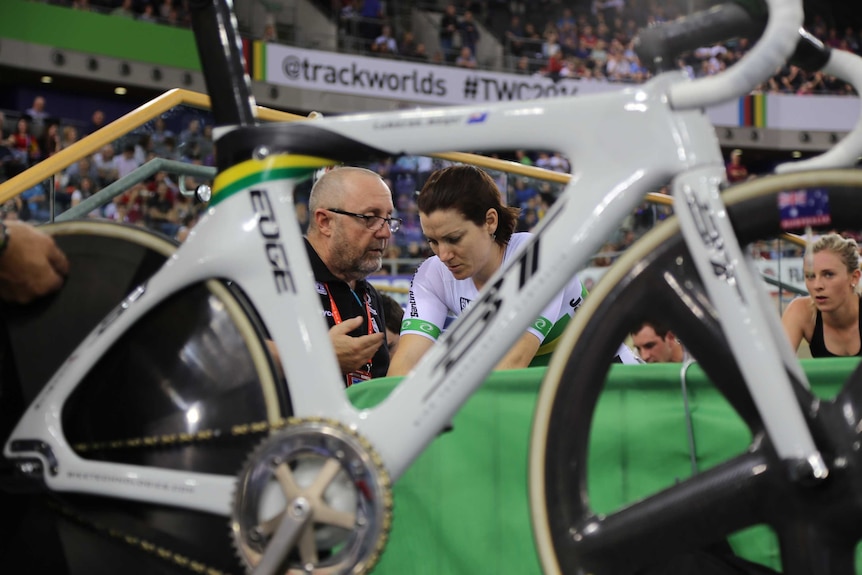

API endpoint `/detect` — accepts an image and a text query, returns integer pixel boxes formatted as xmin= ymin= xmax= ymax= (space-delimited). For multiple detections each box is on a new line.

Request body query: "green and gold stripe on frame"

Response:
xmin=211 ymin=155 xmax=337 ymax=206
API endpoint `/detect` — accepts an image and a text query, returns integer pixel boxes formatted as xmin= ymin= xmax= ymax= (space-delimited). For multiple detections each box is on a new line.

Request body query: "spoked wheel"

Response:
xmin=530 ymin=170 xmax=862 ymax=575
xmin=1 ymin=221 xmax=288 ymax=574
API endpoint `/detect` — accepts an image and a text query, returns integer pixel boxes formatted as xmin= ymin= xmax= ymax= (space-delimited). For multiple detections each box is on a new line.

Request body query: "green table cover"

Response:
xmin=347 ymin=358 xmax=861 ymax=574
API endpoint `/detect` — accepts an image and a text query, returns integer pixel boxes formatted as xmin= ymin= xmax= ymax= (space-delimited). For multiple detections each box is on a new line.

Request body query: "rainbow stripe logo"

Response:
xmin=739 ymin=93 xmax=766 ymax=127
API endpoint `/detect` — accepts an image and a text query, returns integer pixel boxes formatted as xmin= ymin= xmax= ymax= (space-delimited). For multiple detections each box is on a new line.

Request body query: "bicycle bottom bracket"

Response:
xmin=231 ymin=418 xmax=393 ymax=574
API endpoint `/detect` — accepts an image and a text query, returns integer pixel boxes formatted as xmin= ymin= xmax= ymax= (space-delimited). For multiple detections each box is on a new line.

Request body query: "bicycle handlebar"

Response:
xmin=788 ymin=26 xmax=831 ymax=71
xmin=669 ymin=0 xmax=802 ymax=110
xmin=775 ymin=38 xmax=862 ymax=173
xmin=634 ymin=2 xmax=767 ymax=74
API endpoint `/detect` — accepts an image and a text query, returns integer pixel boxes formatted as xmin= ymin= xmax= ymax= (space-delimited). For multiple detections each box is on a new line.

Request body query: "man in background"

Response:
xmin=630 ymin=320 xmax=689 ymax=363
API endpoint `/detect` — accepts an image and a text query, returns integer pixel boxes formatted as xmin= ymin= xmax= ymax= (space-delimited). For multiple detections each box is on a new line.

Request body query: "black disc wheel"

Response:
xmin=531 ymin=170 xmax=862 ymax=575
xmin=1 ymin=220 xmax=288 ymax=574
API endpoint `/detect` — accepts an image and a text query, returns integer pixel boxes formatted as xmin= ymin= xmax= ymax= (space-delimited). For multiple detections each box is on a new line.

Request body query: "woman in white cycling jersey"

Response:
xmin=387 ymin=165 xmax=635 ymax=376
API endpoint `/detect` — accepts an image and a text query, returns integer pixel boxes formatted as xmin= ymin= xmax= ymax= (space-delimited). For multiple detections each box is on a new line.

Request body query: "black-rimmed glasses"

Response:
xmin=325 ymin=208 xmax=402 ymax=233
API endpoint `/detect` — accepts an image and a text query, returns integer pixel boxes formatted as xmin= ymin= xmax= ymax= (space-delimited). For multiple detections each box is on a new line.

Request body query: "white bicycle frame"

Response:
xmin=3 ymin=0 xmax=833 ymax=531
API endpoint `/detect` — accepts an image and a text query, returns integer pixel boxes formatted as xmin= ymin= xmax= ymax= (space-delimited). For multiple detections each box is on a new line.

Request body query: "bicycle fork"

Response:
xmin=672 ymin=166 xmax=829 ymax=483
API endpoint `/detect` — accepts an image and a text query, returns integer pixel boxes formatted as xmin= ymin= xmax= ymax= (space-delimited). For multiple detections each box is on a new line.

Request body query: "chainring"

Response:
xmin=231 ymin=418 xmax=393 ymax=574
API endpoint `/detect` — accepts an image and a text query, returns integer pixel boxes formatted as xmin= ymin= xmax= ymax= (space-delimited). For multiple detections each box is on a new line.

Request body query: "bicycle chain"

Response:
xmin=55 ymin=417 xmax=301 ymax=575
xmin=64 ymin=415 xmax=394 ymax=575
xmin=71 ymin=418 xmax=291 ymax=453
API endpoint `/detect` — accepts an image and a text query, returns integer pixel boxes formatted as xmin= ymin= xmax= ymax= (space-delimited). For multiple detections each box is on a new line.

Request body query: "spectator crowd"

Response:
xmin=36 ymin=0 xmax=862 ymax=95
xmin=333 ymin=0 xmax=861 ymax=95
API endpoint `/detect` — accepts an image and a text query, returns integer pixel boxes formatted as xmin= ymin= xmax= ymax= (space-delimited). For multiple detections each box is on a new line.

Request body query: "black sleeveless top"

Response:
xmin=809 ymin=300 xmax=862 ymax=358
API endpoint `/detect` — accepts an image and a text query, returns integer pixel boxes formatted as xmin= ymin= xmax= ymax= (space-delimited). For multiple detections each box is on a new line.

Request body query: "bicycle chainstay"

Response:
xmin=55 ymin=416 xmax=392 ymax=575
xmin=42 ymin=418 xmax=295 ymax=575
xmin=58 ymin=418 xmax=298 ymax=575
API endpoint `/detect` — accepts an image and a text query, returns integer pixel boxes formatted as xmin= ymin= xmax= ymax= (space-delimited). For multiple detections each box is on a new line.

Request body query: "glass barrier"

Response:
xmin=3 ymin=104 xmax=218 ymax=235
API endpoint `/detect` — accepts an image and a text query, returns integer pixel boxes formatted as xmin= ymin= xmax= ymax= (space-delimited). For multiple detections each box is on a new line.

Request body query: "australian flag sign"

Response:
xmin=778 ymin=188 xmax=831 ymax=231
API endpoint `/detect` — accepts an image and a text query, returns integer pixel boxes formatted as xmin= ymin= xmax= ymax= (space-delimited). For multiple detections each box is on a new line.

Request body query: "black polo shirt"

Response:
xmin=304 ymin=238 xmax=390 ymax=381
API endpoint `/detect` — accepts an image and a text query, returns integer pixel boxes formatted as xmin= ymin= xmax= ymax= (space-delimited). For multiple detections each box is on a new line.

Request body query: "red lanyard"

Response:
xmin=324 ymin=284 xmax=375 ymax=382
xmin=324 ymin=283 xmax=373 ymax=335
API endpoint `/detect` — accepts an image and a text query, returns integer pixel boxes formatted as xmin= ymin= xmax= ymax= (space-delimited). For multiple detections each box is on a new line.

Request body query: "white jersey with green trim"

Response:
xmin=402 ymin=233 xmax=593 ymax=367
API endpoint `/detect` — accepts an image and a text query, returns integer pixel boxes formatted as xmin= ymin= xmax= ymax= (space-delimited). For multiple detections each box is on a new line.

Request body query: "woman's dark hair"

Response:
xmin=417 ymin=165 xmax=519 ymax=245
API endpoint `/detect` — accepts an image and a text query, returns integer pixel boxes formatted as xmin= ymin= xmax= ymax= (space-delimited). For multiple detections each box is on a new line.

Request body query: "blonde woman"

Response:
xmin=782 ymin=233 xmax=862 ymax=357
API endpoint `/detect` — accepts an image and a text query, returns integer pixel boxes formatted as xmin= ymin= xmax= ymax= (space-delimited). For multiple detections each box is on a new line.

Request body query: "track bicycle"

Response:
xmin=5 ymin=0 xmax=862 ymax=573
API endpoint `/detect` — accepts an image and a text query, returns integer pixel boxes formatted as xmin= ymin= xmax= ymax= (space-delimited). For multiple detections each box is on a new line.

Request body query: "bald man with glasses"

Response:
xmin=304 ymin=166 xmax=402 ymax=386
